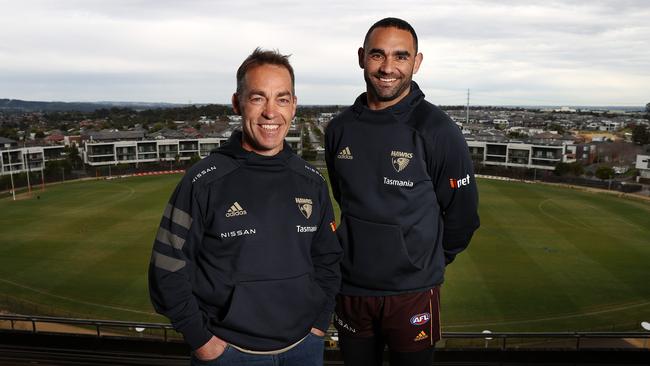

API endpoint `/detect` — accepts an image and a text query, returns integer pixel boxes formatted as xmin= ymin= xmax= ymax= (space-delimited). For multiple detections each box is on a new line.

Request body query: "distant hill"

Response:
xmin=0 ymin=99 xmax=188 ymax=113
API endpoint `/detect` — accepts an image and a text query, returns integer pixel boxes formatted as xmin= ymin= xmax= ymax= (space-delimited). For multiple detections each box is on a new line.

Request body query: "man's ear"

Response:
xmin=413 ymin=52 xmax=423 ymax=75
xmin=232 ymin=93 xmax=241 ymax=115
xmin=291 ymin=95 xmax=298 ymax=119
xmin=358 ymin=47 xmax=365 ymax=69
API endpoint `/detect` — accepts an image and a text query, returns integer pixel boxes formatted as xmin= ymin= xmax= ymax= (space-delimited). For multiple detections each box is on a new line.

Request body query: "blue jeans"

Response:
xmin=190 ymin=333 xmax=324 ymax=366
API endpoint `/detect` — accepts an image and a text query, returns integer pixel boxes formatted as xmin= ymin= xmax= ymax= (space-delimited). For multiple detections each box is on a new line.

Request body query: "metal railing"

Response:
xmin=2 ymin=314 xmax=649 ymax=350
xmin=0 ymin=314 xmax=177 ymax=342
xmin=439 ymin=331 xmax=650 ymax=350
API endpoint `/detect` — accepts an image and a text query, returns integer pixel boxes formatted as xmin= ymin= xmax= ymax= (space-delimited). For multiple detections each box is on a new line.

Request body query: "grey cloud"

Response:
xmin=1 ymin=0 xmax=649 ymax=105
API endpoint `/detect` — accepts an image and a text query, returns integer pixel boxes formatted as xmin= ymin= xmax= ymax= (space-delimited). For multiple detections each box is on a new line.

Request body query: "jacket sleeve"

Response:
xmin=310 ymin=181 xmax=343 ymax=332
xmin=324 ymin=124 xmax=342 ymax=205
xmin=427 ymin=123 xmax=480 ymax=265
xmin=148 ymin=177 xmax=212 ymax=350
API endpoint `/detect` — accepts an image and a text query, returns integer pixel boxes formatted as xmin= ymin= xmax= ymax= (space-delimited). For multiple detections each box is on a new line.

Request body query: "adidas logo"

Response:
xmin=337 ymin=147 xmax=353 ymax=160
xmin=225 ymin=202 xmax=247 ymax=217
xmin=414 ymin=331 xmax=428 ymax=342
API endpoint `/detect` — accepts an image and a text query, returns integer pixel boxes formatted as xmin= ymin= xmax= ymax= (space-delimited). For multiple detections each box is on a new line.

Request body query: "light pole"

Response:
xmin=8 ymin=151 xmax=16 ymax=201
xmin=24 ymin=147 xmax=31 ymax=196
xmin=608 ymin=174 xmax=612 ymax=190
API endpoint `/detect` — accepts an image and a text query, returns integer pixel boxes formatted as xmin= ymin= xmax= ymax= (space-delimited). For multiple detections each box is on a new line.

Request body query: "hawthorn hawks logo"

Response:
xmin=391 ymin=150 xmax=414 ymax=173
xmin=295 ymin=197 xmax=313 ymax=219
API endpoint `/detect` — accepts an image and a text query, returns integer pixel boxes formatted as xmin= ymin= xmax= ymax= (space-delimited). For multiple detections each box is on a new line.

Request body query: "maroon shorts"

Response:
xmin=334 ymin=287 xmax=441 ymax=352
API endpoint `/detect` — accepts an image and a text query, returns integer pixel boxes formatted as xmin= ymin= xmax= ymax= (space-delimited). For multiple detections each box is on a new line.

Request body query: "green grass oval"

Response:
xmin=1 ymin=175 xmax=649 ymax=331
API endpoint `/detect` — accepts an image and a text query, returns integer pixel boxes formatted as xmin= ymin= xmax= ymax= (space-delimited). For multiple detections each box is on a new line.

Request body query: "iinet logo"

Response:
xmin=449 ymin=174 xmax=471 ymax=189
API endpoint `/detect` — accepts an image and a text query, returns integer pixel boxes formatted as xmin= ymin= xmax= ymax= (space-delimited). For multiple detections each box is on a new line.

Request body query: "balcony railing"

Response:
xmin=2 ymin=314 xmax=649 ymax=351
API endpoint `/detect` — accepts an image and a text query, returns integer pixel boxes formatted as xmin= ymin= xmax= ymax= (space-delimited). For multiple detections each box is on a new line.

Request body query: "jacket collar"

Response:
xmin=351 ymin=81 xmax=425 ymax=123
xmin=214 ymin=130 xmax=293 ymax=167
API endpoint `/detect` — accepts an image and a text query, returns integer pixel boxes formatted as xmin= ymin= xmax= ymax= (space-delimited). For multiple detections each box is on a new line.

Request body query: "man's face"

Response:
xmin=359 ymin=26 xmax=422 ymax=110
xmin=232 ymin=64 xmax=297 ymax=156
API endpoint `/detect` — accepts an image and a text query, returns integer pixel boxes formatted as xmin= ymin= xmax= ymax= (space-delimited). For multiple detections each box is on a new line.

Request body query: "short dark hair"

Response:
xmin=236 ymin=47 xmax=295 ymax=95
xmin=363 ymin=17 xmax=418 ymax=53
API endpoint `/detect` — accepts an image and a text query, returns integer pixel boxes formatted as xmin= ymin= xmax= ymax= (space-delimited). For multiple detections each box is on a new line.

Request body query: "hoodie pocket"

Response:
xmin=341 ymin=215 xmax=421 ymax=290
xmin=219 ymin=273 xmax=325 ymax=342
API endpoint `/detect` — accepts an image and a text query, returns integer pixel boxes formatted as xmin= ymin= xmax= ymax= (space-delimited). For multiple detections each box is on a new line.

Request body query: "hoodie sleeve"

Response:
xmin=310 ymin=181 xmax=343 ymax=332
xmin=324 ymin=123 xmax=342 ymax=205
xmin=427 ymin=122 xmax=480 ymax=265
xmin=148 ymin=177 xmax=212 ymax=350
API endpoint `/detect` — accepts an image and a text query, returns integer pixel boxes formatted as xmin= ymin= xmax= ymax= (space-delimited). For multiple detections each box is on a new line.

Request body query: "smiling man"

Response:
xmin=325 ymin=18 xmax=480 ymax=366
xmin=235 ymin=59 xmax=295 ymax=155
xmin=149 ymin=48 xmax=342 ymax=366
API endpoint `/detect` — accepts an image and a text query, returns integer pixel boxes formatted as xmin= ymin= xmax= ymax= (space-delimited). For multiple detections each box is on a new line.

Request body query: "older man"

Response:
xmin=150 ymin=48 xmax=342 ymax=366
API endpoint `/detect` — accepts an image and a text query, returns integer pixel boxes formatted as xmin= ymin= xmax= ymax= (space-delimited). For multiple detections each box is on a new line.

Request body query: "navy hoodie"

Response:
xmin=325 ymin=82 xmax=479 ymax=296
xmin=149 ymin=131 xmax=342 ymax=351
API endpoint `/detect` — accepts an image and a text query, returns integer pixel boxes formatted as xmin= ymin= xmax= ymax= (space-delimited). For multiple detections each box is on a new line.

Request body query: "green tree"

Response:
xmin=65 ymin=143 xmax=83 ymax=169
xmin=150 ymin=122 xmax=164 ymax=132
xmin=554 ymin=162 xmax=584 ymax=176
xmin=595 ymin=166 xmax=615 ymax=180
xmin=554 ymin=162 xmax=571 ymax=176
xmin=188 ymin=154 xmax=202 ymax=166
xmin=632 ymin=124 xmax=649 ymax=145
xmin=0 ymin=127 xmax=19 ymax=140
xmin=507 ymin=131 xmax=527 ymax=139
xmin=44 ymin=160 xmax=72 ymax=179
xmin=548 ymin=123 xmax=566 ymax=134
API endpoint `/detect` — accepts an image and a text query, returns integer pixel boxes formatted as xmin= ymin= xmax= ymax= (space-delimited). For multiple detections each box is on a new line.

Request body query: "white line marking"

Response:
xmin=445 ymin=300 xmax=650 ymax=328
xmin=0 ymin=278 xmax=157 ymax=316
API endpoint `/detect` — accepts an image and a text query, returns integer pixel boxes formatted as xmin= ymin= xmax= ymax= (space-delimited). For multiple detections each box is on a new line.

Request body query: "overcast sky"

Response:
xmin=1 ymin=0 xmax=649 ymax=106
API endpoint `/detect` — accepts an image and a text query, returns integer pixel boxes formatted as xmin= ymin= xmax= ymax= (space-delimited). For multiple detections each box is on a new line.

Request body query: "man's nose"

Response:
xmin=261 ymin=100 xmax=275 ymax=119
xmin=379 ymin=57 xmax=395 ymax=74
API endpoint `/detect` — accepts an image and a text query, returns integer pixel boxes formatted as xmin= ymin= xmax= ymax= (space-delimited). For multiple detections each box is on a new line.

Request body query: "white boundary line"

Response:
xmin=0 ymin=278 xmax=157 ymax=316
xmin=445 ymin=300 xmax=650 ymax=329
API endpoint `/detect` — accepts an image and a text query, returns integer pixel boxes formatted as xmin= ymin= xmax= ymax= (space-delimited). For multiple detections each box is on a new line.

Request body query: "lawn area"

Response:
xmin=1 ymin=174 xmax=649 ymax=331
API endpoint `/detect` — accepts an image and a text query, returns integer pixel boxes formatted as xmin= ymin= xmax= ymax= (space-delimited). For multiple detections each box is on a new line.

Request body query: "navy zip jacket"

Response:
xmin=325 ymin=82 xmax=479 ymax=296
xmin=149 ymin=131 xmax=342 ymax=351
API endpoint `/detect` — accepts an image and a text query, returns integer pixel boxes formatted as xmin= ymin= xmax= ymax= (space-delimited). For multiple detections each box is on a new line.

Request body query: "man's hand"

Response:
xmin=194 ymin=335 xmax=228 ymax=361
xmin=310 ymin=327 xmax=325 ymax=337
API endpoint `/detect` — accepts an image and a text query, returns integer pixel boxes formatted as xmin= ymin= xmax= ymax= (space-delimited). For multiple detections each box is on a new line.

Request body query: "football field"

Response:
xmin=1 ymin=174 xmax=649 ymax=331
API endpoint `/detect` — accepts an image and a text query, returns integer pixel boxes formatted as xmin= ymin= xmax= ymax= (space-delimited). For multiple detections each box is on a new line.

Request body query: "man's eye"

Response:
xmin=370 ymin=54 xmax=383 ymax=60
xmin=397 ymin=55 xmax=409 ymax=61
xmin=278 ymin=98 xmax=290 ymax=105
xmin=250 ymin=97 xmax=264 ymax=104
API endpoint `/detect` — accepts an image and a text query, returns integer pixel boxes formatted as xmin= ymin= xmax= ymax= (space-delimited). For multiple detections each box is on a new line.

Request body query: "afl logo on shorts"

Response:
xmin=410 ymin=313 xmax=431 ymax=326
